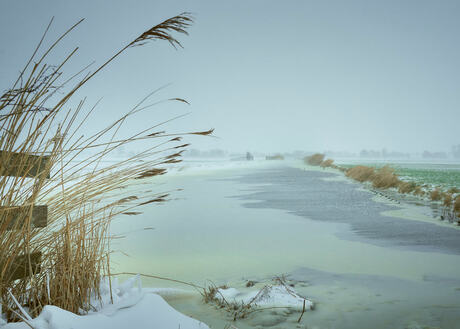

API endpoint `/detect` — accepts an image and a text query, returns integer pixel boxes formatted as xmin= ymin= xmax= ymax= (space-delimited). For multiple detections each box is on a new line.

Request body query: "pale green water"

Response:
xmin=110 ymin=162 xmax=460 ymax=329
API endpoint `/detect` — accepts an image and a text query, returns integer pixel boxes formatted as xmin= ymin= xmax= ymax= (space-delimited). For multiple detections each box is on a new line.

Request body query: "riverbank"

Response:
xmin=110 ymin=159 xmax=460 ymax=329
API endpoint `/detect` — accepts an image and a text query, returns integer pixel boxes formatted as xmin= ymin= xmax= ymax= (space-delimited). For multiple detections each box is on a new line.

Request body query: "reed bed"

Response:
xmin=0 ymin=13 xmax=210 ymax=321
xmin=310 ymin=159 xmax=460 ymax=221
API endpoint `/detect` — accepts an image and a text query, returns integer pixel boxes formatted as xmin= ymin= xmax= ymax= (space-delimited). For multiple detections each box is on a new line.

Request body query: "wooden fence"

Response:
xmin=1 ymin=151 xmax=49 ymax=281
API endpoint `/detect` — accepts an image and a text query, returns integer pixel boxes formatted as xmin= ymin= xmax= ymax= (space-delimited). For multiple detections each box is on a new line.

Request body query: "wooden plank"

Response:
xmin=0 ymin=205 xmax=47 ymax=229
xmin=2 ymin=252 xmax=42 ymax=281
xmin=0 ymin=150 xmax=50 ymax=178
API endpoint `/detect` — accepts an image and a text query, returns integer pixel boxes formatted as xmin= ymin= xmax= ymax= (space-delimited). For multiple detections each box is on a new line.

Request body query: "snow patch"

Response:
xmin=1 ymin=276 xmax=209 ymax=329
xmin=217 ymin=285 xmax=314 ymax=310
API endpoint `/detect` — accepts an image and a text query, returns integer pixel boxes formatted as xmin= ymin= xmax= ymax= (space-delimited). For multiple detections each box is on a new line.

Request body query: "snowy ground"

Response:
xmin=0 ymin=276 xmax=209 ymax=329
xmin=1 ymin=275 xmax=317 ymax=329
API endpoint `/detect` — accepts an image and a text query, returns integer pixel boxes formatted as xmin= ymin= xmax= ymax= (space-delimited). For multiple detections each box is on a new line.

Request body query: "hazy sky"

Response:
xmin=1 ymin=0 xmax=459 ymax=154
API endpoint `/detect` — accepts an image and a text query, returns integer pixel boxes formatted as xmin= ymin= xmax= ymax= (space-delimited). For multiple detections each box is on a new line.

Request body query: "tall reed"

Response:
xmin=0 ymin=13 xmax=211 ymax=321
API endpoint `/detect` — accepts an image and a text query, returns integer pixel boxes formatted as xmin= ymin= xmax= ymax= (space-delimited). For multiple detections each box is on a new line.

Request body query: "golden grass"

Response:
xmin=413 ymin=186 xmax=425 ymax=197
xmin=371 ymin=166 xmax=400 ymax=189
xmin=320 ymin=159 xmax=334 ymax=168
xmin=304 ymin=153 xmax=325 ymax=166
xmin=0 ymin=13 xmax=206 ymax=321
xmin=398 ymin=181 xmax=417 ymax=194
xmin=345 ymin=165 xmax=375 ymax=182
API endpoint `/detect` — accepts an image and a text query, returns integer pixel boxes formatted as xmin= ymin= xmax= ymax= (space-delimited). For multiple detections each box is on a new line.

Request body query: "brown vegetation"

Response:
xmin=398 ymin=181 xmax=417 ymax=194
xmin=430 ymin=188 xmax=442 ymax=201
xmin=443 ymin=193 xmax=453 ymax=207
xmin=320 ymin=159 xmax=334 ymax=168
xmin=371 ymin=166 xmax=400 ymax=189
xmin=413 ymin=186 xmax=425 ymax=197
xmin=304 ymin=153 xmax=325 ymax=166
xmin=345 ymin=165 xmax=375 ymax=182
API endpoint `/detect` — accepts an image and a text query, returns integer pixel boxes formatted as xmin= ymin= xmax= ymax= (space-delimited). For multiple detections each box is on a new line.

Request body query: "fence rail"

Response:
xmin=1 ymin=150 xmax=49 ymax=280
xmin=0 ymin=150 xmax=50 ymax=178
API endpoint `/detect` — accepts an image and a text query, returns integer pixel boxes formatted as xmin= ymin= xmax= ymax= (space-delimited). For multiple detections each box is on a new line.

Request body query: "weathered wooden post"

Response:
xmin=0 ymin=150 xmax=50 ymax=280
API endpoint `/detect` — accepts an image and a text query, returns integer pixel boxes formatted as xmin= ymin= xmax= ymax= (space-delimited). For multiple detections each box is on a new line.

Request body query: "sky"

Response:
xmin=0 ymin=0 xmax=459 ymax=154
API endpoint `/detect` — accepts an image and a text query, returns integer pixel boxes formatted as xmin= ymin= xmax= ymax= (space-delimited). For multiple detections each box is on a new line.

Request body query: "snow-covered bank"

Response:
xmin=1 ymin=276 xmax=209 ymax=329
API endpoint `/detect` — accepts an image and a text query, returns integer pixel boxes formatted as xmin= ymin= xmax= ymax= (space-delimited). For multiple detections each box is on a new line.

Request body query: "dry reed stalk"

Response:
xmin=413 ymin=186 xmax=425 ymax=197
xmin=1 ymin=12 xmax=210 ymax=321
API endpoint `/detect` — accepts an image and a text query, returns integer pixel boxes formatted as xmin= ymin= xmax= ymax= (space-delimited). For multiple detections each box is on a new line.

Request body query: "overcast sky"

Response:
xmin=1 ymin=0 xmax=459 ymax=154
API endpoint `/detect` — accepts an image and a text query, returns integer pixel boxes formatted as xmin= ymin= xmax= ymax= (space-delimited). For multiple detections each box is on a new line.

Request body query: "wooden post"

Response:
xmin=1 ymin=252 xmax=42 ymax=281
xmin=0 ymin=205 xmax=47 ymax=229
xmin=1 ymin=150 xmax=49 ymax=280
xmin=0 ymin=150 xmax=50 ymax=179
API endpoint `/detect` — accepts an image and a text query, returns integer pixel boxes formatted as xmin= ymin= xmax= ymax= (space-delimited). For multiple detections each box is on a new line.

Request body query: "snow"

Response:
xmin=217 ymin=285 xmax=314 ymax=310
xmin=1 ymin=275 xmax=209 ymax=329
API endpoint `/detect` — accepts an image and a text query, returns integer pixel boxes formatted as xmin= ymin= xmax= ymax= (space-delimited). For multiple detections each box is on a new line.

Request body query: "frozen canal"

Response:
xmin=111 ymin=161 xmax=460 ymax=329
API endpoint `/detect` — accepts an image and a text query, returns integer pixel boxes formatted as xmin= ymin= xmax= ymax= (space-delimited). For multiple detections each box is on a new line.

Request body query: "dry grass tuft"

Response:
xmin=201 ymin=284 xmax=254 ymax=321
xmin=430 ymin=188 xmax=442 ymax=201
xmin=371 ymin=166 xmax=400 ymax=189
xmin=443 ymin=193 xmax=453 ymax=207
xmin=448 ymin=187 xmax=460 ymax=194
xmin=320 ymin=159 xmax=334 ymax=168
xmin=346 ymin=165 xmax=375 ymax=182
xmin=398 ymin=181 xmax=417 ymax=194
xmin=304 ymin=153 xmax=325 ymax=166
